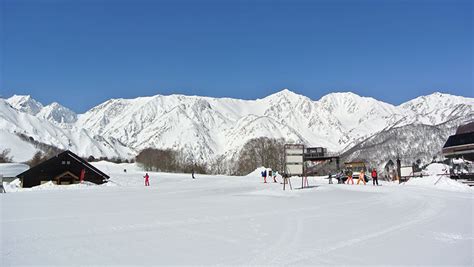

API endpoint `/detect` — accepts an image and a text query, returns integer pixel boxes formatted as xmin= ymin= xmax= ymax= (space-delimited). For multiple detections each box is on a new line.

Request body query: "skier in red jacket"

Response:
xmin=371 ymin=168 xmax=378 ymax=186
xmin=144 ymin=173 xmax=150 ymax=186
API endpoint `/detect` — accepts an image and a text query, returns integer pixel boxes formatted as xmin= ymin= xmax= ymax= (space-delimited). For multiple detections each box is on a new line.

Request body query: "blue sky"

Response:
xmin=2 ymin=0 xmax=472 ymax=112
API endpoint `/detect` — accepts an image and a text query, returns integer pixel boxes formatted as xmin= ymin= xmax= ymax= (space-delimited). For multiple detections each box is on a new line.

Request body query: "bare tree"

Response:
xmin=0 ymin=149 xmax=12 ymax=163
xmin=27 ymin=151 xmax=46 ymax=167
xmin=236 ymin=137 xmax=286 ymax=175
xmin=136 ymin=148 xmax=207 ymax=174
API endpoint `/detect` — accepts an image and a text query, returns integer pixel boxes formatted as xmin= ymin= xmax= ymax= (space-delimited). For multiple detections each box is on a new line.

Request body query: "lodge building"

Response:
xmin=17 ymin=150 xmax=109 ymax=188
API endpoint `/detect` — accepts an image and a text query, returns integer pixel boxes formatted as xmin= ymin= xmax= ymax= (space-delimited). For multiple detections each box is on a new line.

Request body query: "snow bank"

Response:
xmin=30 ymin=181 xmax=99 ymax=191
xmin=422 ymin=163 xmax=449 ymax=176
xmin=404 ymin=176 xmax=471 ymax=192
xmin=403 ymin=163 xmax=472 ymax=192
xmin=3 ymin=178 xmax=22 ymax=192
xmin=245 ymin=167 xmax=268 ymax=177
xmin=3 ymin=178 xmax=101 ymax=193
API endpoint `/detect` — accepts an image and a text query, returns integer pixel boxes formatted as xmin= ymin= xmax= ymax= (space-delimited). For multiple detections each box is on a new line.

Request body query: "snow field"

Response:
xmin=1 ymin=162 xmax=473 ymax=265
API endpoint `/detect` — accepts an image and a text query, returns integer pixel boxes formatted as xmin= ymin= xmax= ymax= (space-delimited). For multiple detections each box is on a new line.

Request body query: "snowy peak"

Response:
xmin=316 ymin=92 xmax=397 ymax=128
xmin=399 ymin=92 xmax=474 ymax=125
xmin=7 ymin=95 xmax=44 ymax=115
xmin=263 ymin=89 xmax=310 ymax=103
xmin=318 ymin=92 xmax=394 ymax=110
xmin=6 ymin=95 xmax=78 ymax=124
xmin=37 ymin=102 xmax=77 ymax=124
xmin=400 ymin=92 xmax=474 ymax=112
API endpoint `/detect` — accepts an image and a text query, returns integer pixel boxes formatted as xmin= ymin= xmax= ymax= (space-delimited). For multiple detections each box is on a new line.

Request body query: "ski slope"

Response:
xmin=1 ymin=162 xmax=472 ymax=266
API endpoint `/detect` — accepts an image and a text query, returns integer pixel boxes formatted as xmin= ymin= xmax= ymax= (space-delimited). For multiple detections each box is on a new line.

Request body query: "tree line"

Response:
xmin=135 ymin=148 xmax=207 ymax=174
xmin=4 ymin=134 xmax=438 ymax=176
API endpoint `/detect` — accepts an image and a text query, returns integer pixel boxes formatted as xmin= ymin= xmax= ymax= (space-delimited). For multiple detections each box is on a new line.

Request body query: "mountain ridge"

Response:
xmin=2 ymin=89 xmax=473 ymax=170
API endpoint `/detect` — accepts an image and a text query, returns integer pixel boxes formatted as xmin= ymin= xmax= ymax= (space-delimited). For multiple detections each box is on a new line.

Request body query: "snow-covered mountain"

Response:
xmin=0 ymin=98 xmax=134 ymax=162
xmin=7 ymin=95 xmax=44 ymax=115
xmin=37 ymin=102 xmax=77 ymax=124
xmin=1 ymin=89 xmax=473 ymax=169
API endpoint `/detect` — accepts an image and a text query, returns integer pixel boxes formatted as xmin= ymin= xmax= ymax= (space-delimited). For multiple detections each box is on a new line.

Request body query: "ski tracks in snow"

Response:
xmin=246 ymin=191 xmax=388 ymax=265
xmin=259 ymin=191 xmax=446 ymax=265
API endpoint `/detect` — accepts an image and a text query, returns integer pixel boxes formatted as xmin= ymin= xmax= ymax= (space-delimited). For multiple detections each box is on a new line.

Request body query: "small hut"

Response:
xmin=17 ymin=150 xmax=109 ymax=188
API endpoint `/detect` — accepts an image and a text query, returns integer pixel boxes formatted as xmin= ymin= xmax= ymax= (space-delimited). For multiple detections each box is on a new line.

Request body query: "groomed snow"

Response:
xmin=1 ymin=162 xmax=472 ymax=265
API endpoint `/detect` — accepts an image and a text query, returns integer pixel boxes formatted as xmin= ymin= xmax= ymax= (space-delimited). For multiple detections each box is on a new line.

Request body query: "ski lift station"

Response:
xmin=442 ymin=121 xmax=474 ymax=185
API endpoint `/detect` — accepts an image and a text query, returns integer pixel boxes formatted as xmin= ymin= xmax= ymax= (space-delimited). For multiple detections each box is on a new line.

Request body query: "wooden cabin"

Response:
xmin=17 ymin=150 xmax=109 ymax=188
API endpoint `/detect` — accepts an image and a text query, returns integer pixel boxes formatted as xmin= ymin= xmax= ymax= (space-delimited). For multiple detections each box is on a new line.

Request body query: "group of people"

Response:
xmin=142 ymin=168 xmax=380 ymax=187
xmin=261 ymin=169 xmax=279 ymax=183
xmin=328 ymin=168 xmax=379 ymax=186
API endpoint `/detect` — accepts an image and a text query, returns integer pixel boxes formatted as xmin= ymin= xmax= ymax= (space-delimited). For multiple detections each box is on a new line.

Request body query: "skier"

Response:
xmin=192 ymin=168 xmax=195 ymax=179
xmin=337 ymin=170 xmax=344 ymax=184
xmin=328 ymin=173 xmax=333 ymax=184
xmin=273 ymin=171 xmax=278 ymax=183
xmin=346 ymin=169 xmax=354 ymax=185
xmin=357 ymin=170 xmax=366 ymax=185
xmin=144 ymin=173 xmax=150 ymax=186
xmin=371 ymin=168 xmax=379 ymax=186
xmin=268 ymin=169 xmax=273 ymax=181
xmin=263 ymin=169 xmax=267 ymax=183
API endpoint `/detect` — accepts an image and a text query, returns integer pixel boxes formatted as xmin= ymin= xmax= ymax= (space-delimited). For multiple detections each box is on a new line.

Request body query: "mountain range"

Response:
xmin=1 ymin=89 xmax=473 ymax=171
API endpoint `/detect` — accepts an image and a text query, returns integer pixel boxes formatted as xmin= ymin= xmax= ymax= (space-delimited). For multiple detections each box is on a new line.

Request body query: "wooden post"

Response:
xmin=283 ymin=176 xmax=292 ymax=191
xmin=396 ymin=158 xmax=401 ymax=184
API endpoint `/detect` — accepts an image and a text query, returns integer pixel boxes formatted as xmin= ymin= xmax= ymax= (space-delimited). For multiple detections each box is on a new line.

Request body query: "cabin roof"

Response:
xmin=17 ymin=150 xmax=109 ymax=180
xmin=0 ymin=163 xmax=29 ymax=178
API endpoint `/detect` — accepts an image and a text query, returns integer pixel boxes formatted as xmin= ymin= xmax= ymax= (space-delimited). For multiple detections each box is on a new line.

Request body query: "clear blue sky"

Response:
xmin=2 ymin=0 xmax=472 ymax=113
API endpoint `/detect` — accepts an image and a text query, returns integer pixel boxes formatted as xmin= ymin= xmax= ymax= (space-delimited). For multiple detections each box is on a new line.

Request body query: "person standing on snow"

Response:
xmin=328 ymin=173 xmax=333 ymax=184
xmin=263 ymin=169 xmax=267 ymax=183
xmin=357 ymin=170 xmax=366 ymax=185
xmin=144 ymin=173 xmax=150 ymax=186
xmin=337 ymin=170 xmax=344 ymax=184
xmin=268 ymin=169 xmax=273 ymax=181
xmin=273 ymin=171 xmax=278 ymax=183
xmin=192 ymin=168 xmax=195 ymax=179
xmin=346 ymin=169 xmax=354 ymax=184
xmin=371 ymin=168 xmax=379 ymax=186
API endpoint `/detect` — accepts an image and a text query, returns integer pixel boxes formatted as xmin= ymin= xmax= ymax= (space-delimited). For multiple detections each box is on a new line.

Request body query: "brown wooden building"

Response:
xmin=17 ymin=150 xmax=109 ymax=188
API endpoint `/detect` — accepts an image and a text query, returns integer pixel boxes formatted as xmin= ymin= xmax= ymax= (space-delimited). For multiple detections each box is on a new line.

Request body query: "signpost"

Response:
xmin=284 ymin=144 xmax=305 ymax=190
